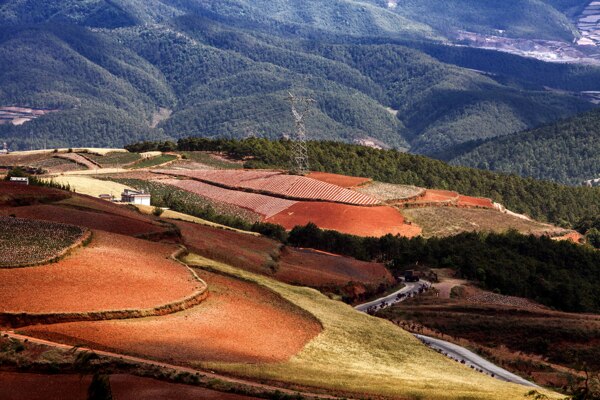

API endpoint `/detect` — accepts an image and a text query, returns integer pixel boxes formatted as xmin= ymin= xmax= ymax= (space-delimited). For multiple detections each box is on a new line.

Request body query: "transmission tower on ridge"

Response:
xmin=287 ymin=92 xmax=315 ymax=175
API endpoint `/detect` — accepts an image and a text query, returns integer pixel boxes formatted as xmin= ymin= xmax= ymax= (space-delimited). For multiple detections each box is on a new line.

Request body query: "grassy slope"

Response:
xmin=184 ymin=254 xmax=558 ymax=400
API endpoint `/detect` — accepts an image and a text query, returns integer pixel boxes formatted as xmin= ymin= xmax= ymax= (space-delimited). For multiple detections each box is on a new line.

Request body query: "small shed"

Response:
xmin=9 ymin=177 xmax=29 ymax=185
xmin=121 ymin=189 xmax=151 ymax=206
xmin=99 ymin=194 xmax=115 ymax=201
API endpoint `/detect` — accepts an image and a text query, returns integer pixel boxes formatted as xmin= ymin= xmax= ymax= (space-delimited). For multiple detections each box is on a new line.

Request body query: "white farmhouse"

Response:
xmin=121 ymin=189 xmax=151 ymax=206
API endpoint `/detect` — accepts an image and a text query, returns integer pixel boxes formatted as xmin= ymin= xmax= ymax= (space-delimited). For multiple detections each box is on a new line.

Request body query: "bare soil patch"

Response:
xmin=277 ymin=247 xmax=393 ymax=287
xmin=0 ymin=182 xmax=70 ymax=206
xmin=456 ymin=195 xmax=494 ymax=208
xmin=22 ymin=269 xmax=322 ymax=365
xmin=0 ymin=231 xmax=199 ymax=314
xmin=306 ymin=172 xmax=371 ymax=188
xmin=268 ymin=202 xmax=422 ymax=237
xmin=175 ymin=220 xmax=280 ymax=274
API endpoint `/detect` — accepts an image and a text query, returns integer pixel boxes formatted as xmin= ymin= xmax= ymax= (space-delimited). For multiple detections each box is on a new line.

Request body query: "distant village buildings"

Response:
xmin=120 ymin=189 xmax=151 ymax=206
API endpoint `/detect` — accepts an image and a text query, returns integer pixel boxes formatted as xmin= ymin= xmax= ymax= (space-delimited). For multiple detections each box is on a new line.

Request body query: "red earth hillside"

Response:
xmin=267 ymin=202 xmax=422 ymax=237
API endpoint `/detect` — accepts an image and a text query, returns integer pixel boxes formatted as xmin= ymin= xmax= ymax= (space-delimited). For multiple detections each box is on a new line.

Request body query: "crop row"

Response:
xmin=153 ymin=169 xmax=380 ymax=205
xmin=160 ymin=179 xmax=297 ymax=218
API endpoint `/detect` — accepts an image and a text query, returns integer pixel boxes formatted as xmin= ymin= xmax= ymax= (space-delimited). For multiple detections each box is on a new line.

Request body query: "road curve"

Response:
xmin=415 ymin=334 xmax=539 ymax=388
xmin=355 ymin=281 xmax=539 ymax=388
xmin=354 ymin=281 xmax=430 ymax=312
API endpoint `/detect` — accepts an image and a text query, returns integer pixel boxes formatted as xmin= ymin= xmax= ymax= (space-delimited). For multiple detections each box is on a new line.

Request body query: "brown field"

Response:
xmin=0 ymin=373 xmax=260 ymax=400
xmin=407 ymin=189 xmax=459 ymax=205
xmin=0 ymin=372 xmax=90 ymax=400
xmin=174 ymin=220 xmax=280 ymax=274
xmin=0 ymin=231 xmax=199 ymax=314
xmin=306 ymin=172 xmax=371 ymax=188
xmin=54 ymin=153 xmax=98 ymax=170
xmin=268 ymin=202 xmax=422 ymax=237
xmin=277 ymin=247 xmax=393 ymax=287
xmin=402 ymin=207 xmax=559 ymax=238
xmin=0 ymin=192 xmax=168 ymax=237
xmin=110 ymin=374 xmax=261 ymax=400
xmin=22 ymin=269 xmax=322 ymax=365
xmin=0 ymin=182 xmax=70 ymax=206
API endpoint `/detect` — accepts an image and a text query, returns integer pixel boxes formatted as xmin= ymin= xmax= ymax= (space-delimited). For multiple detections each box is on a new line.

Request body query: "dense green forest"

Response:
xmin=287 ymin=223 xmax=600 ymax=313
xmin=451 ymin=108 xmax=600 ymax=185
xmin=0 ymin=0 xmax=597 ymax=160
xmin=128 ymin=137 xmax=600 ymax=227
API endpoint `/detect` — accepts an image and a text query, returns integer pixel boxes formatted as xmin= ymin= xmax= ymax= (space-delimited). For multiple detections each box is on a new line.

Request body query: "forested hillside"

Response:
xmin=0 ymin=0 xmax=597 ymax=155
xmin=451 ymin=108 xmax=600 ymax=185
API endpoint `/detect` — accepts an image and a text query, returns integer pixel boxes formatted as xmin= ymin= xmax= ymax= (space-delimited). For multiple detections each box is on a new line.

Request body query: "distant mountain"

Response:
xmin=0 ymin=0 xmax=597 ymax=154
xmin=450 ymin=108 xmax=600 ymax=185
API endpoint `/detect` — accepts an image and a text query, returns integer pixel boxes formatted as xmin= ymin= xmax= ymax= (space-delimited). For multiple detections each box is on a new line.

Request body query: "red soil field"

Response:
xmin=154 ymin=169 xmax=380 ymax=205
xmin=0 ymin=231 xmax=199 ymax=314
xmin=413 ymin=189 xmax=459 ymax=204
xmin=307 ymin=172 xmax=371 ymax=188
xmin=277 ymin=247 xmax=394 ymax=287
xmin=110 ymin=374 xmax=261 ymax=400
xmin=0 ymin=182 xmax=69 ymax=206
xmin=0 ymin=204 xmax=165 ymax=237
xmin=174 ymin=221 xmax=280 ymax=274
xmin=456 ymin=195 xmax=495 ymax=208
xmin=0 ymin=372 xmax=90 ymax=400
xmin=267 ymin=202 xmax=422 ymax=237
xmin=22 ymin=269 xmax=321 ymax=364
xmin=552 ymin=231 xmax=585 ymax=244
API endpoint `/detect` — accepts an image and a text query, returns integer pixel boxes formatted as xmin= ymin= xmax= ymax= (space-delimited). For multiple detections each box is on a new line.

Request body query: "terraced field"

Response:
xmin=0 ymin=231 xmax=200 ymax=314
xmin=0 ymin=217 xmax=87 ymax=268
xmin=154 ymin=169 xmax=380 ymax=205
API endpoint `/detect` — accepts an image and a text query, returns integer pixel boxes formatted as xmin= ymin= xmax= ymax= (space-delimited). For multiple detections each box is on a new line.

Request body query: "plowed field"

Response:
xmin=154 ymin=169 xmax=380 ymax=205
xmin=0 ymin=182 xmax=70 ymax=206
xmin=0 ymin=231 xmax=199 ymax=314
xmin=0 ymin=204 xmax=164 ymax=237
xmin=307 ymin=172 xmax=371 ymax=188
xmin=267 ymin=202 xmax=422 ymax=237
xmin=160 ymin=179 xmax=297 ymax=218
xmin=408 ymin=189 xmax=459 ymax=204
xmin=22 ymin=269 xmax=321 ymax=364
xmin=174 ymin=220 xmax=280 ymax=274
xmin=277 ymin=247 xmax=393 ymax=287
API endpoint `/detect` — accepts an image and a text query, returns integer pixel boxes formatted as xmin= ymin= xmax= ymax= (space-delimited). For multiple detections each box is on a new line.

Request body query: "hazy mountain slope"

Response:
xmin=451 ymin=108 xmax=600 ymax=185
xmin=0 ymin=0 xmax=596 ymax=152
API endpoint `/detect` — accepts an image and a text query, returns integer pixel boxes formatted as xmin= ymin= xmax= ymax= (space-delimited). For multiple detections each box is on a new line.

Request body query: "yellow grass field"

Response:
xmin=43 ymin=176 xmax=132 ymax=198
xmin=184 ymin=254 xmax=560 ymax=400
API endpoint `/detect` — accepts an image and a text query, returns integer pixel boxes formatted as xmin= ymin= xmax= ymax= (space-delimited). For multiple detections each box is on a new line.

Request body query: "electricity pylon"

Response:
xmin=287 ymin=92 xmax=315 ymax=175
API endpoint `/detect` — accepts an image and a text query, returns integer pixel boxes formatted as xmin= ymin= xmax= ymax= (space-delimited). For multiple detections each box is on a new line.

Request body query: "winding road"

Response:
xmin=354 ymin=280 xmax=539 ymax=388
xmin=354 ymin=281 xmax=430 ymax=312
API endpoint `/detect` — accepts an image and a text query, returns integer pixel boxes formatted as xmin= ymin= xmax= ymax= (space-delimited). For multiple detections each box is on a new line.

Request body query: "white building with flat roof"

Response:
xmin=121 ymin=189 xmax=151 ymax=206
